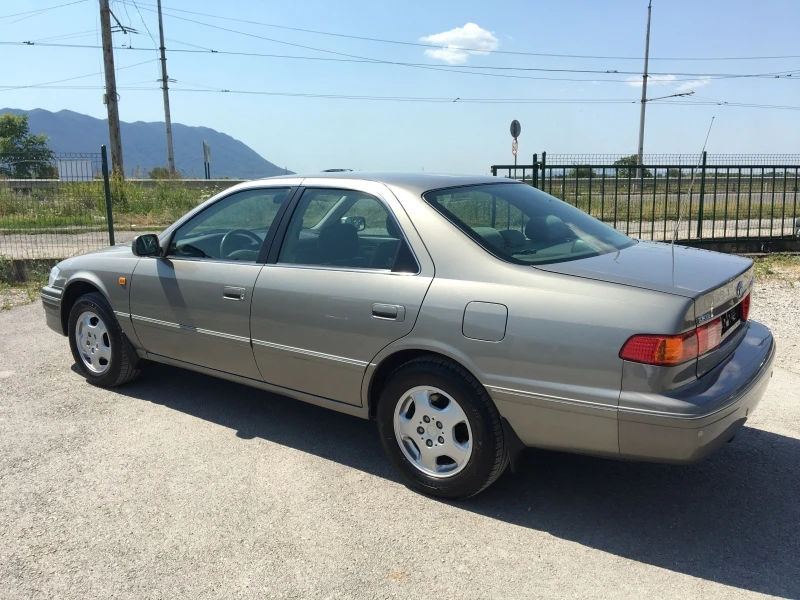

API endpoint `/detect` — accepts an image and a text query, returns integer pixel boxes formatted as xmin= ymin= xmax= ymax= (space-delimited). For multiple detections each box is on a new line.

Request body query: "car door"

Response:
xmin=129 ymin=186 xmax=294 ymax=380
xmin=250 ymin=181 xmax=434 ymax=406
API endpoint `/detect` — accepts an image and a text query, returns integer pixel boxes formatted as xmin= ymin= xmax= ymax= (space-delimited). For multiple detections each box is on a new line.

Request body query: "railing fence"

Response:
xmin=492 ymin=152 xmax=800 ymax=244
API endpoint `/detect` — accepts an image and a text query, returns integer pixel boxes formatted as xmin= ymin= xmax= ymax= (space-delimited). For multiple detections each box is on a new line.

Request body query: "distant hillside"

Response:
xmin=1 ymin=108 xmax=292 ymax=179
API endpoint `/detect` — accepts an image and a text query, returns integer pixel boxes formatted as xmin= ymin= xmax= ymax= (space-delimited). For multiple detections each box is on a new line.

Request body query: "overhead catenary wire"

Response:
xmin=0 ymin=58 xmax=157 ymax=91
xmin=3 ymin=41 xmax=798 ymax=83
xmin=0 ymin=0 xmax=88 ymax=20
xmin=3 ymin=82 xmax=798 ymax=110
xmin=123 ymin=6 xmax=800 ymax=80
xmin=115 ymin=0 xmax=800 ymax=62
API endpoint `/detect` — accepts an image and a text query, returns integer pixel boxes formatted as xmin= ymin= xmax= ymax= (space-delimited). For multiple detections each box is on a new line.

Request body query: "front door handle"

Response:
xmin=372 ymin=303 xmax=405 ymax=322
xmin=223 ymin=286 xmax=246 ymax=301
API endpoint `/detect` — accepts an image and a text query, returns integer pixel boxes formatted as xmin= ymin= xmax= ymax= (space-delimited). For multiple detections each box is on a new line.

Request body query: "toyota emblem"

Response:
xmin=736 ymin=281 xmax=744 ymax=298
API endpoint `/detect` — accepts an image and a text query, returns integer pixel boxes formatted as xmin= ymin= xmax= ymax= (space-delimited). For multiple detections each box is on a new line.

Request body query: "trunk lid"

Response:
xmin=536 ymin=241 xmax=752 ymax=299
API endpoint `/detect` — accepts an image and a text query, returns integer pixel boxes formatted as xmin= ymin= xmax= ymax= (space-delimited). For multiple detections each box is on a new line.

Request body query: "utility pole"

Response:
xmin=99 ymin=0 xmax=124 ymax=175
xmin=156 ymin=0 xmax=176 ymax=174
xmin=636 ymin=0 xmax=652 ymax=176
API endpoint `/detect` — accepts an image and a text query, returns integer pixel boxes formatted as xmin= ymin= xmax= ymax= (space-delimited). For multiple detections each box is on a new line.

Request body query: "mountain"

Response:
xmin=1 ymin=108 xmax=291 ymax=179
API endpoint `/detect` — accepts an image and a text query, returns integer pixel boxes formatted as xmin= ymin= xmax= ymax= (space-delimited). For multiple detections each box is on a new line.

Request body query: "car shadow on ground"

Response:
xmin=116 ymin=363 xmax=799 ymax=599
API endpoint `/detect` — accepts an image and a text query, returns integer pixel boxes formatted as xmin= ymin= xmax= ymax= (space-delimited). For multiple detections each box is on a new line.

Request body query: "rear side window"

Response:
xmin=278 ymin=189 xmax=418 ymax=272
xmin=423 ymin=183 xmax=635 ymax=265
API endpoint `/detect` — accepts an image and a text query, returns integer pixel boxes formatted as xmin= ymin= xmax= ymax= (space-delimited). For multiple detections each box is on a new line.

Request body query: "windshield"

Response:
xmin=423 ymin=182 xmax=636 ymax=265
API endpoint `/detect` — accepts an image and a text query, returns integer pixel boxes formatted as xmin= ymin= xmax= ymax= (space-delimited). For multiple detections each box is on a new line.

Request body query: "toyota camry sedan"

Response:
xmin=41 ymin=173 xmax=775 ymax=498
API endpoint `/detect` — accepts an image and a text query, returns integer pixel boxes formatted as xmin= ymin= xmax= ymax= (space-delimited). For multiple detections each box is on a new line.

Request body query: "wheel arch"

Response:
xmin=60 ymin=274 xmax=111 ymax=335
xmin=364 ymin=344 xmax=486 ymax=420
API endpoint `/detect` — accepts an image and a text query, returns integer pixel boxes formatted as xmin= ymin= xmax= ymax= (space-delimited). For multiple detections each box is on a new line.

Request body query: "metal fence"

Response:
xmin=0 ymin=148 xmax=115 ymax=261
xmin=492 ymin=153 xmax=800 ymax=244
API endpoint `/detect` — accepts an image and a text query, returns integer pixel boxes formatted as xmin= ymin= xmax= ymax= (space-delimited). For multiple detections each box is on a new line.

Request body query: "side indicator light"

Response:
xmin=119 ymin=277 xmax=127 ymax=285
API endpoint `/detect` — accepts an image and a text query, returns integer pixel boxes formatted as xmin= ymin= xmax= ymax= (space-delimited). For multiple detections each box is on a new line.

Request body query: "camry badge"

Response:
xmin=736 ymin=281 xmax=744 ymax=298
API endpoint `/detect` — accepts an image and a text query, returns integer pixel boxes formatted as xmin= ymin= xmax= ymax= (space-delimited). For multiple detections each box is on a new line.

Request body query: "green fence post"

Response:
xmin=696 ymin=151 xmax=707 ymax=239
xmin=541 ymin=151 xmax=547 ymax=193
xmin=101 ymin=145 xmax=115 ymax=246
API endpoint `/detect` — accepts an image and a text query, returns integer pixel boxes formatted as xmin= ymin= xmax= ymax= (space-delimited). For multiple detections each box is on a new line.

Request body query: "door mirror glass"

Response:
xmin=341 ymin=215 xmax=366 ymax=232
xmin=132 ymin=234 xmax=160 ymax=257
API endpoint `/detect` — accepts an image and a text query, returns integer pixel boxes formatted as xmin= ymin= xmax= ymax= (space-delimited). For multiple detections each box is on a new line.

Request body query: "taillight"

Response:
xmin=741 ymin=292 xmax=751 ymax=321
xmin=619 ymin=331 xmax=698 ymax=366
xmin=696 ymin=317 xmax=722 ymax=355
xmin=620 ymin=316 xmax=726 ymax=366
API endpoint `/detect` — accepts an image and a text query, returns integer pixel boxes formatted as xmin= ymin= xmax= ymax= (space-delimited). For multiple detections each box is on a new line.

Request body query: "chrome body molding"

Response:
xmin=114 ymin=311 xmax=131 ymax=320
xmin=251 ymin=338 xmax=369 ymax=368
xmin=131 ymin=314 xmax=250 ymax=344
xmin=486 ymin=385 xmax=618 ymax=413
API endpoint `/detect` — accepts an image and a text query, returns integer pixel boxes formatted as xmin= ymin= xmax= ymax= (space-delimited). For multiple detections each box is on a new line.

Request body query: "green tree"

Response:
xmin=613 ymin=154 xmax=652 ymax=178
xmin=0 ymin=113 xmax=56 ymax=178
xmin=667 ymin=167 xmax=684 ymax=178
xmin=567 ymin=165 xmax=596 ymax=178
xmin=148 ymin=166 xmax=182 ymax=179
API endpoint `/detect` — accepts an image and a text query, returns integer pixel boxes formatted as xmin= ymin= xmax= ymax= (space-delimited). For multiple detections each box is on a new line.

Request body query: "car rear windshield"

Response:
xmin=423 ymin=182 xmax=636 ymax=265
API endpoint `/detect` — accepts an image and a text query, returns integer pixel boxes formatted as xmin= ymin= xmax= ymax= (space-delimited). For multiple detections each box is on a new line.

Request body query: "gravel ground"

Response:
xmin=752 ymin=280 xmax=800 ymax=374
xmin=1 ymin=292 xmax=799 ymax=599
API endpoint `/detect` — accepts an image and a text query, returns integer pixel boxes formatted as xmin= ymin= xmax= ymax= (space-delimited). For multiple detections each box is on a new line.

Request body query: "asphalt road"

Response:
xmin=1 ymin=301 xmax=799 ymax=599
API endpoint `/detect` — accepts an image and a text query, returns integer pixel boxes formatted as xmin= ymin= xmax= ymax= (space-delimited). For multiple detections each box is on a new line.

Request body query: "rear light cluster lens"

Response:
xmin=741 ymin=292 xmax=751 ymax=321
xmin=618 ymin=331 xmax=697 ymax=366
xmin=696 ymin=318 xmax=722 ymax=354
xmin=620 ymin=292 xmax=750 ymax=367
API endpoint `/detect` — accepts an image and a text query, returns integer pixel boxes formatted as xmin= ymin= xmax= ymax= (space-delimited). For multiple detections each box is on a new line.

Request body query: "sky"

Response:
xmin=3 ymin=0 xmax=799 ymax=174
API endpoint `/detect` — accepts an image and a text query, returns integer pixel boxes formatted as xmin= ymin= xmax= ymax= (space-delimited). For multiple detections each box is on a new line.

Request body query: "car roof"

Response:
xmin=252 ymin=172 xmax=517 ymax=196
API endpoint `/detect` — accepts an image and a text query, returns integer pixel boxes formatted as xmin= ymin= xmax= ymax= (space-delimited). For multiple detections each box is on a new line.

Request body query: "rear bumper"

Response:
xmin=40 ymin=285 xmax=64 ymax=335
xmin=618 ymin=320 xmax=775 ymax=463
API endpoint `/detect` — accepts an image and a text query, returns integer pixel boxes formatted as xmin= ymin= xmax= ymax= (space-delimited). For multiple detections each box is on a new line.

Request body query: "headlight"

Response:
xmin=48 ymin=266 xmax=60 ymax=287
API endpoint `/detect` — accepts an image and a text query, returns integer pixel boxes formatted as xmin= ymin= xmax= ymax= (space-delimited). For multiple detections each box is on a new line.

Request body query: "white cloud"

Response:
xmin=420 ymin=23 xmax=499 ymax=64
xmin=675 ymin=76 xmax=711 ymax=92
xmin=626 ymin=74 xmax=711 ymax=93
xmin=626 ymin=74 xmax=676 ymax=87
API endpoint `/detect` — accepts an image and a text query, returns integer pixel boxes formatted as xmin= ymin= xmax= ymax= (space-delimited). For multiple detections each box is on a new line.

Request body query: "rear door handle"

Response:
xmin=223 ymin=286 xmax=246 ymax=301
xmin=372 ymin=303 xmax=405 ymax=322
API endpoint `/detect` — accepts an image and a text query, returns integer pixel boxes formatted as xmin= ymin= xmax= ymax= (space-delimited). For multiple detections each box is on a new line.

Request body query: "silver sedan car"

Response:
xmin=41 ymin=173 xmax=775 ymax=498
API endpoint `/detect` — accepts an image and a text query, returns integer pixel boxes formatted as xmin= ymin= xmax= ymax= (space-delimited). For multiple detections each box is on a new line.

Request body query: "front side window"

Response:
xmin=168 ymin=188 xmax=290 ymax=262
xmin=423 ymin=183 xmax=635 ymax=265
xmin=278 ymin=189 xmax=417 ymax=271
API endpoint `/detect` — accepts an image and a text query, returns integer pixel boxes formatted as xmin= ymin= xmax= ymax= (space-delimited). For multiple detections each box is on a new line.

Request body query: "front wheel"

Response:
xmin=68 ymin=292 xmax=140 ymax=387
xmin=377 ymin=357 xmax=508 ymax=499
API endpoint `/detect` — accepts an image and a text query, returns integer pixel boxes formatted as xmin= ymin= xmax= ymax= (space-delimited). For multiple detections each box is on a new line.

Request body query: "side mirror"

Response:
xmin=132 ymin=233 xmax=161 ymax=257
xmin=341 ymin=215 xmax=366 ymax=232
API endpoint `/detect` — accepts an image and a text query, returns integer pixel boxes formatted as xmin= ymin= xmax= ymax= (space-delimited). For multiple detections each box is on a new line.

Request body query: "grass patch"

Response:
xmin=0 ymin=180 xmax=226 ymax=233
xmin=751 ymin=254 xmax=800 ymax=282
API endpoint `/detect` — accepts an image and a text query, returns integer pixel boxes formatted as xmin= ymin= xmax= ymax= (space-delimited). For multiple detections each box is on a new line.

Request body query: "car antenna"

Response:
xmin=672 ymin=116 xmax=715 ymax=245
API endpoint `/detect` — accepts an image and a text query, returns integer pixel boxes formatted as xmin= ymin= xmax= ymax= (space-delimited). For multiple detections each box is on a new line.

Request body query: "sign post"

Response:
xmin=202 ymin=140 xmax=211 ymax=179
xmin=510 ymin=120 xmax=521 ymax=169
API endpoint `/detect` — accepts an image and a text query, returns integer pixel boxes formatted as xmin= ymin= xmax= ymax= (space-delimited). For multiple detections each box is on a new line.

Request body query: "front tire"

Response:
xmin=377 ymin=357 xmax=508 ymax=499
xmin=68 ymin=292 xmax=140 ymax=387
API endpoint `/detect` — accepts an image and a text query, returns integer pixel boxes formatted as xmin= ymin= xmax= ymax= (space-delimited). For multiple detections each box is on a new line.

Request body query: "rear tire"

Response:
xmin=68 ymin=292 xmax=140 ymax=387
xmin=377 ymin=356 xmax=507 ymax=499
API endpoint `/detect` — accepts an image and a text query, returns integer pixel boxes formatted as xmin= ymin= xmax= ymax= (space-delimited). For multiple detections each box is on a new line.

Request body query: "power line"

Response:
xmin=4 ymin=41 xmax=798 ymax=83
xmin=5 ymin=82 xmax=798 ymax=110
xmin=31 ymin=29 xmax=97 ymax=43
xmin=0 ymin=0 xmax=87 ymax=20
xmin=133 ymin=6 xmax=800 ymax=80
xmin=0 ymin=58 xmax=156 ymax=91
xmin=127 ymin=0 xmax=157 ymax=48
xmin=116 ymin=0 xmax=800 ymax=62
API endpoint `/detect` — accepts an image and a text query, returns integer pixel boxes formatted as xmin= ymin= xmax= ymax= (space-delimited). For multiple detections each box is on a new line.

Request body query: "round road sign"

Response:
xmin=510 ymin=120 xmax=521 ymax=138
